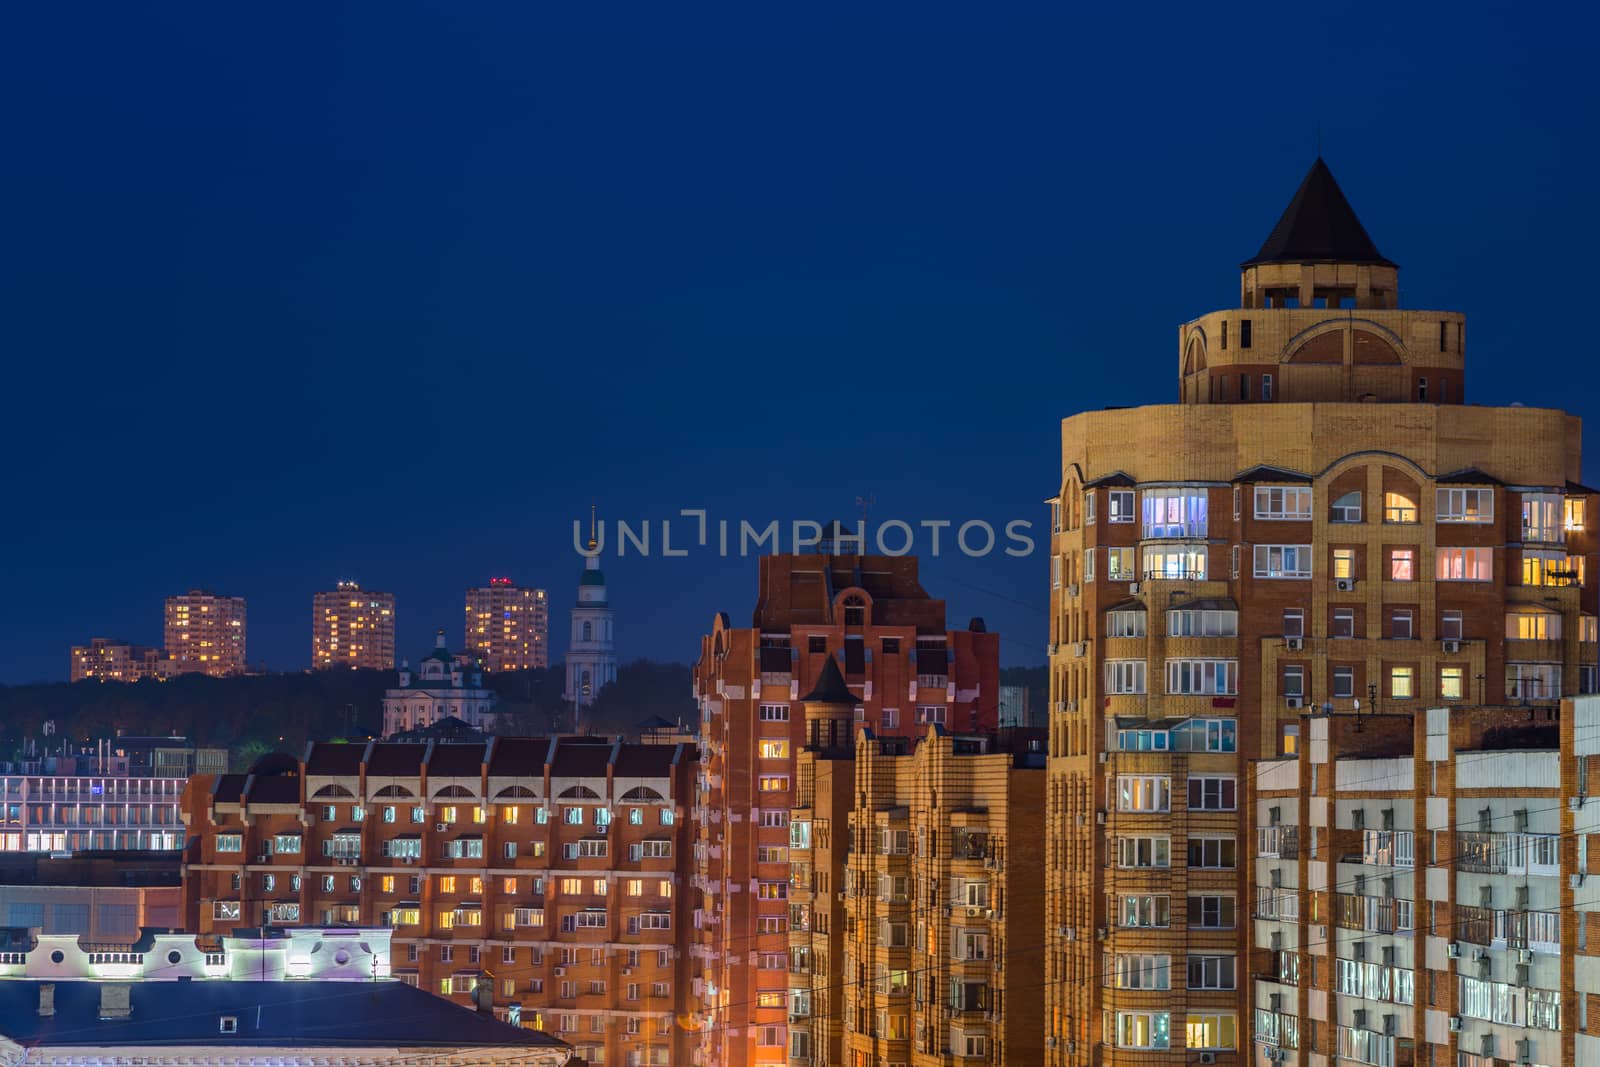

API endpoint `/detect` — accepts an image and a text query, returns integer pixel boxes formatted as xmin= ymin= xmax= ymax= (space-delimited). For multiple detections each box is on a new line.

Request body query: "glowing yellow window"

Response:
xmin=627 ymin=879 xmax=644 ymax=897
xmin=380 ymin=875 xmax=395 ymax=893
xmin=473 ymin=807 xmax=487 ymax=824
xmin=502 ymin=806 xmax=519 ymax=825
xmin=758 ymin=740 xmax=789 ymax=760
xmin=660 ymin=880 xmax=673 ymax=897
xmin=1332 ymin=549 xmax=1355 ymax=580
xmin=438 ymin=876 xmax=457 ymax=894
xmin=437 ymin=910 xmax=454 ymax=929
xmin=503 ymin=877 xmax=517 ymax=894
xmin=440 ymin=807 xmax=457 ymax=824
xmin=470 ymin=877 xmax=483 ymax=895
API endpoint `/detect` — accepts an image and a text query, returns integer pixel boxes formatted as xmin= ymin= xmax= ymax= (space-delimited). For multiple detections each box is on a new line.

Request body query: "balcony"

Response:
xmin=1333 ymin=893 xmax=1413 ymax=935
xmin=1257 ymin=826 xmax=1299 ymax=860
xmin=1455 ymin=831 xmax=1559 ymax=876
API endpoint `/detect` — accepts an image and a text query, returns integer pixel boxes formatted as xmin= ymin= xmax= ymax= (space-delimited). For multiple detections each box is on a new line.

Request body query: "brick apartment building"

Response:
xmin=1044 ymin=158 xmax=1600 ymax=1064
xmin=786 ymin=657 xmax=1046 ymax=1067
xmin=690 ymin=552 xmax=1001 ymax=1067
xmin=181 ymin=736 xmax=695 ymax=1067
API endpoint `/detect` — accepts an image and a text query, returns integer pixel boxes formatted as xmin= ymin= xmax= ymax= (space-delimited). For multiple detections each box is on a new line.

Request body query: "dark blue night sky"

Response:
xmin=3 ymin=4 xmax=1596 ymax=682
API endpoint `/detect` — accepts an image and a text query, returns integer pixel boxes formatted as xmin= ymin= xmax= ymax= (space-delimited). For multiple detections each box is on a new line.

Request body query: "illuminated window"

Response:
xmin=439 ymin=806 xmax=457 ymax=824
xmin=1185 ymin=1013 xmax=1238 ymax=1050
xmin=1332 ymin=549 xmax=1355 ymax=580
xmin=1383 ymin=492 xmax=1418 ymax=524
xmin=1440 ymin=667 xmax=1465 ymax=700
xmin=1438 ymin=548 xmax=1492 ymax=582
xmin=1389 ymin=548 xmax=1415 ymax=581
xmin=1389 ymin=667 xmax=1414 ymax=700
xmin=758 ymin=776 xmax=789 ymax=792
xmin=438 ymin=876 xmax=457 ymax=894
xmin=1566 ymin=497 xmax=1587 ymax=531
xmin=758 ymin=740 xmax=789 ymax=760
xmin=1507 ymin=612 xmax=1561 ymax=640
xmin=501 ymin=806 xmax=519 ymax=825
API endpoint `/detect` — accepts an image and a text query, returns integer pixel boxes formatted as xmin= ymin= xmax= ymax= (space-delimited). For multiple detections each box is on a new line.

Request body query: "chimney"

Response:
xmin=37 ymin=983 xmax=55 ymax=1017
xmin=99 ymin=983 xmax=132 ymax=1020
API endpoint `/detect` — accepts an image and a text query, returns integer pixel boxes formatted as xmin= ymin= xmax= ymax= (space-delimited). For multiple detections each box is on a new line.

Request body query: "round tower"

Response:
xmin=800 ymin=655 xmax=855 ymax=753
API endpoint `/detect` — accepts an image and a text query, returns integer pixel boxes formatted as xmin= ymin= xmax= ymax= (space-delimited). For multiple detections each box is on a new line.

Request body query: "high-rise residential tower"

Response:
xmin=1043 ymin=159 xmax=1598 ymax=1064
xmin=690 ymin=552 xmax=1001 ymax=1067
xmin=311 ymin=580 xmax=396 ymax=670
xmin=466 ymin=578 xmax=550 ymax=671
xmin=163 ymin=590 xmax=247 ymax=676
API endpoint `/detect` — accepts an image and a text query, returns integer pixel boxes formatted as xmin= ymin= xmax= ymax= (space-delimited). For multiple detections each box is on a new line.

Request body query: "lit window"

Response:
xmin=1389 ymin=548 xmax=1415 ymax=581
xmin=1437 ymin=547 xmax=1492 ymax=582
xmin=758 ymin=740 xmax=789 ymax=760
xmin=1383 ymin=492 xmax=1418 ymax=524
xmin=1332 ymin=549 xmax=1356 ymax=580
xmin=1440 ymin=667 xmax=1465 ymax=700
xmin=1390 ymin=667 xmax=1414 ymax=700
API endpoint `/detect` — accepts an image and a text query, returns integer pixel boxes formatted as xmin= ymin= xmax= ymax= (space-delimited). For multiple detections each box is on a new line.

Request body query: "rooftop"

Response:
xmin=1243 ymin=157 xmax=1396 ymax=269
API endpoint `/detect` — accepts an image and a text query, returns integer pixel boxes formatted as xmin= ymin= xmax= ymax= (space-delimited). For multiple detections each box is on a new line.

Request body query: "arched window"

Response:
xmin=581 ymin=669 xmax=592 ymax=695
xmin=582 ymin=622 xmax=593 ymax=642
xmin=1383 ymin=491 xmax=1418 ymax=524
xmin=1330 ymin=491 xmax=1363 ymax=523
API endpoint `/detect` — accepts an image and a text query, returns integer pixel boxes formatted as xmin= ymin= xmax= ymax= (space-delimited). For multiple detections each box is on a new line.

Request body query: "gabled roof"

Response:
xmin=1243 ymin=158 xmax=1397 ymax=269
xmin=0 ymin=979 xmax=567 ymax=1050
xmin=1437 ymin=467 xmax=1502 ymax=486
xmin=1234 ymin=464 xmax=1313 ymax=484
xmin=1084 ymin=471 xmax=1136 ymax=489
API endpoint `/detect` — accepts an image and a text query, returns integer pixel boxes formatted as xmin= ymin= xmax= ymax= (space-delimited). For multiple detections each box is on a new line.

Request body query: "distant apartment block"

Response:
xmin=466 ymin=578 xmax=550 ymax=672
xmin=163 ymin=590 xmax=246 ymax=676
xmin=180 ymin=736 xmax=695 ymax=1067
xmin=69 ymin=639 xmax=173 ymax=683
xmin=0 ymin=849 xmax=180 ymax=945
xmin=312 ymin=580 xmax=396 ymax=670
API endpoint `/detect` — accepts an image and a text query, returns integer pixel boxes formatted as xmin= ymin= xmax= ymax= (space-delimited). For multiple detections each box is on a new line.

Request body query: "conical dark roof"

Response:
xmin=1243 ymin=158 xmax=1396 ymax=269
xmin=799 ymin=655 xmax=854 ymax=705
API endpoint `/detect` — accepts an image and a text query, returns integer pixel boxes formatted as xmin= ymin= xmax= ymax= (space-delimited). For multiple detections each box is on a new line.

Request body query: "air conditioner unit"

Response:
xmin=1571 ymin=873 xmax=1587 ymax=889
xmin=1095 ymin=927 xmax=1108 ymax=941
xmin=622 ymin=967 xmax=633 ymax=976
xmin=554 ymin=967 xmax=566 ymax=977
xmin=1519 ymin=948 xmax=1535 ymax=964
xmin=1098 ymin=752 xmax=1108 ymax=764
xmin=1353 ymin=1009 xmax=1368 ymax=1029
xmin=1045 ymin=1037 xmax=1056 ymax=1049
xmin=1472 ymin=948 xmax=1489 ymax=963
xmin=1047 ymin=644 xmax=1058 ymax=656
xmin=1335 ymin=578 xmax=1355 ymax=592
xmin=255 ymin=855 xmax=268 ymax=864
xmin=435 ymin=823 xmax=449 ymax=832
xmin=1128 ymin=583 xmax=1141 ymax=595
xmin=596 ymin=824 xmax=609 ymax=835
xmin=1095 ymin=811 xmax=1106 ymax=825
xmin=1073 ymin=642 xmax=1087 ymax=657
xmin=1516 ymin=1038 xmax=1533 ymax=1065
xmin=1446 ymin=942 xmax=1462 ymax=959
xmin=966 ymin=906 xmax=983 ymax=918
xmin=1448 ymin=1016 xmax=1463 ymax=1033
xmin=1066 ymin=584 xmax=1080 ymax=598
xmin=1198 ymin=1054 xmax=1217 ymax=1065
xmin=1286 ymin=696 xmax=1304 ymax=709
xmin=1443 ymin=639 xmax=1462 ymax=653
xmin=1571 ymin=797 xmax=1587 ymax=812
xmin=1480 ymin=1035 xmax=1496 ymax=1058
xmin=1060 ymin=926 xmax=1076 ymax=942
xmin=1286 ymin=637 xmax=1304 ymax=652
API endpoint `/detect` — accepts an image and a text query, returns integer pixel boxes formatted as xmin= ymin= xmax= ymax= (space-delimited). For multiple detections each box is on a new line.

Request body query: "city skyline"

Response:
xmin=4 ymin=6 xmax=1597 ymax=685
